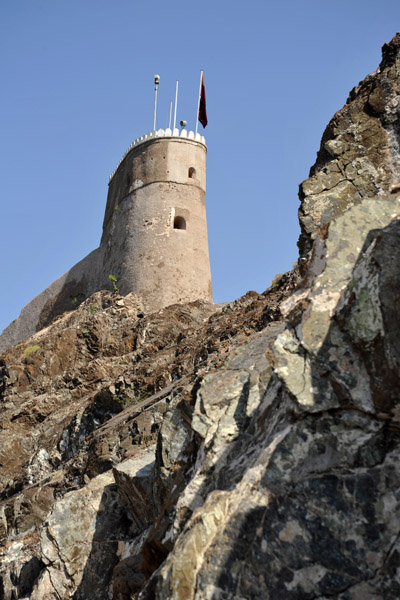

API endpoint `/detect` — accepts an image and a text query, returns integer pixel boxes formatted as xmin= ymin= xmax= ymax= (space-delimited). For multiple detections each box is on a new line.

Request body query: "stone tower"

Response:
xmin=102 ymin=128 xmax=212 ymax=311
xmin=0 ymin=128 xmax=213 ymax=352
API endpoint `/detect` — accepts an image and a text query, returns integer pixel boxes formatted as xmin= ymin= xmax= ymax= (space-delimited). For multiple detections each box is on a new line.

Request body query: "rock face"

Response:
xmin=298 ymin=32 xmax=400 ymax=255
xmin=146 ymin=196 xmax=400 ymax=600
xmin=2 ymin=34 xmax=400 ymax=600
xmin=0 ymin=280 xmax=296 ymax=599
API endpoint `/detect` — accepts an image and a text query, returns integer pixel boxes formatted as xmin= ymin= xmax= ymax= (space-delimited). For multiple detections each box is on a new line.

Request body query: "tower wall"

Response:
xmin=101 ymin=136 xmax=212 ymax=310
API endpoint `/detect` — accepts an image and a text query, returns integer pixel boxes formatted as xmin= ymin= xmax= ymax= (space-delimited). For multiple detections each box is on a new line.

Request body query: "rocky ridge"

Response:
xmin=0 ymin=275 xmax=298 ymax=599
xmin=298 ymin=32 xmax=400 ymax=255
xmin=1 ymin=34 xmax=400 ymax=600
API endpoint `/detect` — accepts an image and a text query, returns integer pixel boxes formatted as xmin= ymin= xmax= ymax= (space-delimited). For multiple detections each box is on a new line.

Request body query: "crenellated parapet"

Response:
xmin=109 ymin=129 xmax=206 ymax=183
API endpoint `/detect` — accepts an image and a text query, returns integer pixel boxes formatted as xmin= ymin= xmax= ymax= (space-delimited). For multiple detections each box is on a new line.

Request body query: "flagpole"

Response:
xmin=173 ymin=80 xmax=179 ymax=132
xmin=153 ymin=74 xmax=160 ymax=132
xmin=195 ymin=69 xmax=203 ymax=135
xmin=168 ymin=101 xmax=172 ymax=130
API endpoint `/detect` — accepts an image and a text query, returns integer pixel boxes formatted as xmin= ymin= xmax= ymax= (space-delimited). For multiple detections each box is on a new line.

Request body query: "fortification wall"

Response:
xmin=0 ymin=248 xmax=103 ymax=353
xmin=0 ymin=129 xmax=212 ymax=353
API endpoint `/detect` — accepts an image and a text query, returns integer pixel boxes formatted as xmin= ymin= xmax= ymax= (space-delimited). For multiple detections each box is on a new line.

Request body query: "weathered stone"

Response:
xmin=27 ymin=446 xmax=156 ymax=599
xmin=0 ymin=133 xmax=212 ymax=352
xmin=113 ymin=445 xmax=156 ymax=534
xmin=34 ymin=470 xmax=118 ymax=599
xmin=0 ymin=270 xmax=297 ymax=598
xmin=298 ymin=32 xmax=400 ymax=255
xmin=143 ymin=196 xmax=400 ymax=600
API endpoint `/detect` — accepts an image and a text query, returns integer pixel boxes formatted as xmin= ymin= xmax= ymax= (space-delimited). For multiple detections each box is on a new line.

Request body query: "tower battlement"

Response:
xmin=0 ymin=129 xmax=213 ymax=353
xmin=109 ymin=128 xmax=206 ymax=183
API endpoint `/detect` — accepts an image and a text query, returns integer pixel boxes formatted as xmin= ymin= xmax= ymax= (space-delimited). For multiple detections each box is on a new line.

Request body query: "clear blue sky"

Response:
xmin=1 ymin=1 xmax=399 ymax=335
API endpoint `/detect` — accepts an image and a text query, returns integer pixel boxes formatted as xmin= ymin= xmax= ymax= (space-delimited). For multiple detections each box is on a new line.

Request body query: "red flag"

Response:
xmin=198 ymin=73 xmax=208 ymax=128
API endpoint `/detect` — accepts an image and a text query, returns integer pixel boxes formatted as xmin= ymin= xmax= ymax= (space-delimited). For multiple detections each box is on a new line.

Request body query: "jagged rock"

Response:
xmin=27 ymin=445 xmax=156 ymax=600
xmin=113 ymin=448 xmax=156 ymax=534
xmin=0 ymin=267 xmax=297 ymax=599
xmin=298 ymin=32 xmax=400 ymax=255
xmin=143 ymin=195 xmax=400 ymax=600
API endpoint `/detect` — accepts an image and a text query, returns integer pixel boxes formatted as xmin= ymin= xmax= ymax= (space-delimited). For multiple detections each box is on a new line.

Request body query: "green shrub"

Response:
xmin=22 ymin=344 xmax=40 ymax=359
xmin=87 ymin=303 xmax=99 ymax=315
xmin=108 ymin=274 xmax=119 ymax=292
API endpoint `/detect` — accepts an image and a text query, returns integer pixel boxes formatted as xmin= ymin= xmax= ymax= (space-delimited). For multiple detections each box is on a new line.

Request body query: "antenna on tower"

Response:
xmin=168 ymin=101 xmax=172 ymax=130
xmin=153 ymin=74 xmax=160 ymax=132
xmin=195 ymin=70 xmax=203 ymax=135
xmin=173 ymin=80 xmax=179 ymax=132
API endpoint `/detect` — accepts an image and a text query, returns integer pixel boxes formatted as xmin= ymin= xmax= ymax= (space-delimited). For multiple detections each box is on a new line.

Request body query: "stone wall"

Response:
xmin=101 ymin=135 xmax=212 ymax=310
xmin=0 ymin=248 xmax=103 ymax=353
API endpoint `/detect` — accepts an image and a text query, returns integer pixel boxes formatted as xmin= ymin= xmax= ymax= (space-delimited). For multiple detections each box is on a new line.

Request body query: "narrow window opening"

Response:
xmin=174 ymin=216 xmax=186 ymax=230
xmin=188 ymin=167 xmax=196 ymax=179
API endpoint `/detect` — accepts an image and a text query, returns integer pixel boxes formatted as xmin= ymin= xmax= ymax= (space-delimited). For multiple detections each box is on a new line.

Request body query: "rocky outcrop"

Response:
xmin=0 ymin=273 xmax=297 ymax=599
xmin=143 ymin=196 xmax=400 ymax=599
xmin=2 ymin=33 xmax=400 ymax=600
xmin=298 ymin=32 xmax=400 ymax=255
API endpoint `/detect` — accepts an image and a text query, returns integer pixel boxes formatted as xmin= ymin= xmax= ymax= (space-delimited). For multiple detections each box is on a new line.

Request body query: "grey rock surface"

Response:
xmin=0 ymin=279 xmax=296 ymax=599
xmin=298 ymin=32 xmax=400 ymax=256
xmin=142 ymin=196 xmax=400 ymax=600
xmin=29 ymin=445 xmax=156 ymax=600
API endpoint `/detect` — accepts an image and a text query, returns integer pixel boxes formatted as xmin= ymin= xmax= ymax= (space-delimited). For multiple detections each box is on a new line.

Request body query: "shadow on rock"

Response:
xmin=71 ymin=449 xmax=156 ymax=600
xmin=209 ymin=221 xmax=400 ymax=599
xmin=71 ymin=482 xmax=128 ymax=600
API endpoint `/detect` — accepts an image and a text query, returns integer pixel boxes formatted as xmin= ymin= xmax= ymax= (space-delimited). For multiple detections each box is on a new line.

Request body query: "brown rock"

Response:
xmin=0 ymin=273 xmax=297 ymax=598
xmin=298 ymin=32 xmax=400 ymax=256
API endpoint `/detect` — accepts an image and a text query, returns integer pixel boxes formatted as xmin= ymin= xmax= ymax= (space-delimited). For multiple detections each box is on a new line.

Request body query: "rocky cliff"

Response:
xmin=298 ymin=32 xmax=400 ymax=256
xmin=1 ymin=35 xmax=400 ymax=600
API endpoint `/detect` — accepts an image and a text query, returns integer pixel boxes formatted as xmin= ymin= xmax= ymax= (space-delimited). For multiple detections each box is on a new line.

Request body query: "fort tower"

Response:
xmin=0 ymin=127 xmax=213 ymax=352
xmin=102 ymin=128 xmax=212 ymax=310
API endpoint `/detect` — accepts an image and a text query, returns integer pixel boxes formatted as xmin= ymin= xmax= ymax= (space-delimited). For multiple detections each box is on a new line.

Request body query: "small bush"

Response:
xmin=87 ymin=303 xmax=99 ymax=315
xmin=108 ymin=274 xmax=119 ymax=292
xmin=70 ymin=293 xmax=85 ymax=307
xmin=271 ymin=273 xmax=284 ymax=288
xmin=22 ymin=345 xmax=40 ymax=359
